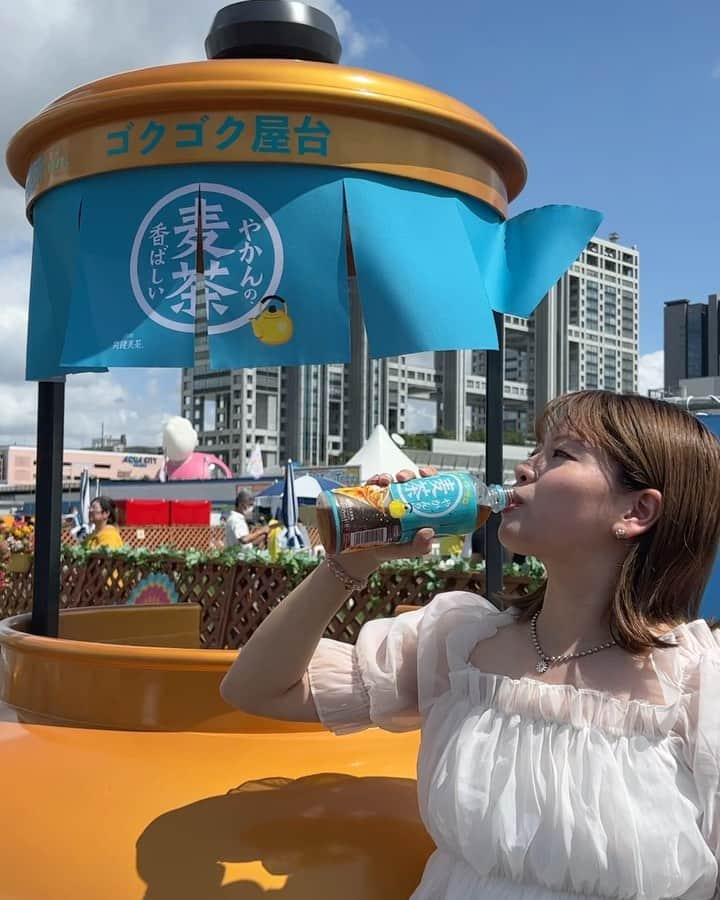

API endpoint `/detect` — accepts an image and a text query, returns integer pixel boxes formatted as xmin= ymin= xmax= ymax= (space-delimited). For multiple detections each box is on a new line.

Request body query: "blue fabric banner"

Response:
xmin=26 ymin=185 xmax=106 ymax=380
xmin=343 ymin=177 xmax=500 ymax=358
xmin=205 ymin=169 xmax=349 ymax=369
xmin=26 ymin=163 xmax=602 ymax=378
xmin=63 ymin=167 xmax=197 ymax=368
xmin=700 ymin=415 xmax=720 ymax=620
xmin=60 ymin=165 xmax=349 ymax=370
xmin=459 ymin=200 xmax=605 ymax=319
xmin=344 ymin=174 xmax=602 ymax=358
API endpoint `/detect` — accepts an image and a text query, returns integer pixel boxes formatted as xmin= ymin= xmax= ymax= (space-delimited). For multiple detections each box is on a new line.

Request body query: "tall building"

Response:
xmin=532 ymin=235 xmax=639 ymax=415
xmin=182 ymin=236 xmax=639 ymax=473
xmin=664 ymin=294 xmax=719 ymax=393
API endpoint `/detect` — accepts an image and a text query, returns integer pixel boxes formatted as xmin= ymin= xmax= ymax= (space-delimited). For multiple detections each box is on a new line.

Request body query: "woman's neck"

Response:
xmin=536 ymin=558 xmax=621 ymax=654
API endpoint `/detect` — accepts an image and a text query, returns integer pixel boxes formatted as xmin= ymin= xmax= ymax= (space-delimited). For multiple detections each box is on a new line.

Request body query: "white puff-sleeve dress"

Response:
xmin=307 ymin=592 xmax=720 ymax=900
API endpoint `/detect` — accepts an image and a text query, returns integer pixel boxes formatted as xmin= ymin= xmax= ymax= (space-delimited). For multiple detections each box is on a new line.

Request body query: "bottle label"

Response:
xmin=326 ymin=472 xmax=479 ymax=551
xmin=324 ymin=485 xmax=403 ymax=552
xmin=390 ymin=472 xmax=478 ymax=540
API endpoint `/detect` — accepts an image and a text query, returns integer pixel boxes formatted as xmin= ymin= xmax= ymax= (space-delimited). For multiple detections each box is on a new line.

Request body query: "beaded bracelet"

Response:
xmin=324 ymin=555 xmax=369 ymax=592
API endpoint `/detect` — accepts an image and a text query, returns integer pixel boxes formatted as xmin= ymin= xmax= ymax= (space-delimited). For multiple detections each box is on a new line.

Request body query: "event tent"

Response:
xmin=345 ymin=425 xmax=419 ymax=482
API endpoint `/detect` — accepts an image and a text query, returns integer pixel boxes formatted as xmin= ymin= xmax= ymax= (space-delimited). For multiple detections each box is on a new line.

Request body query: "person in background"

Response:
xmin=225 ymin=489 xmax=269 ymax=549
xmin=267 ymin=517 xmax=283 ymax=561
xmin=84 ymin=496 xmax=123 ymax=549
xmin=438 ymin=533 xmax=464 ymax=557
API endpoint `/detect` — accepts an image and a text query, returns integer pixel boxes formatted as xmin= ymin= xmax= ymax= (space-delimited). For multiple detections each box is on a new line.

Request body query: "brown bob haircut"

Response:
xmin=509 ymin=390 xmax=720 ymax=651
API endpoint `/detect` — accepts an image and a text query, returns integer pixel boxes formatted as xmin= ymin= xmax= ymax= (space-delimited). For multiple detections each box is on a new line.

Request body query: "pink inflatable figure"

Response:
xmin=160 ymin=416 xmax=233 ymax=481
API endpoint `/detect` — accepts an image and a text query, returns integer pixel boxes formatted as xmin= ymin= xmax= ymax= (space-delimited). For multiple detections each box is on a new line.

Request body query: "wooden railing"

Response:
xmin=0 ymin=555 xmax=533 ymax=649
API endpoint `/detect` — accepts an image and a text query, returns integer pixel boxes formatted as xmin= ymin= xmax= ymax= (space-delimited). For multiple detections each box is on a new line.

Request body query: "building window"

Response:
xmin=622 ymin=354 xmax=635 ymax=393
xmin=603 ymin=350 xmax=617 ymax=391
xmin=328 ymin=401 xmax=342 ymax=435
xmin=255 ymin=392 xmax=278 ymax=430
xmin=603 ymin=286 xmax=617 ymax=334
xmin=621 ymin=290 xmax=635 ymax=338
xmin=568 ymin=342 xmax=580 ymax=391
xmin=586 ymin=349 xmax=598 ymax=389
xmin=585 ymin=281 xmax=599 ymax=327
xmin=569 ymin=276 xmax=580 ymax=326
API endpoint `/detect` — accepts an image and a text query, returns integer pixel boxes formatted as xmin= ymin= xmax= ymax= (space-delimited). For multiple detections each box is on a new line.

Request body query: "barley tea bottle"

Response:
xmin=316 ymin=472 xmax=515 ymax=554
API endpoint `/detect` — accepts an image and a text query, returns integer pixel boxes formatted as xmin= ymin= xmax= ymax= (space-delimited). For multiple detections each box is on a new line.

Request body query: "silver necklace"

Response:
xmin=530 ymin=611 xmax=616 ymax=674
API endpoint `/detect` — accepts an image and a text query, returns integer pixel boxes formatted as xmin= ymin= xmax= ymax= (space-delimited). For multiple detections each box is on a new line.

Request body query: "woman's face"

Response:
xmin=498 ymin=426 xmax=629 ymax=563
xmin=89 ymin=501 xmax=109 ymax=528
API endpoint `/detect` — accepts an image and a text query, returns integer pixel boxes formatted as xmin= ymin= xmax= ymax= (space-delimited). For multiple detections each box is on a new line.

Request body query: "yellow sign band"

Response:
xmin=24 ymin=111 xmax=508 ymax=214
xmin=9 ymin=60 xmax=526 ymax=218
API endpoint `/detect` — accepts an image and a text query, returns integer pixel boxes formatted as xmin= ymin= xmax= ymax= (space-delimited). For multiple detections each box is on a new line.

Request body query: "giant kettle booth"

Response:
xmin=1 ymin=2 xmax=600 ymax=897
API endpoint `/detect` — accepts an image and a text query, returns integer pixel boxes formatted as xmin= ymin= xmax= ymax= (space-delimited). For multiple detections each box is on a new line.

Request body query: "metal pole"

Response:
xmin=485 ymin=311 xmax=505 ymax=601
xmin=30 ymin=379 xmax=65 ymax=637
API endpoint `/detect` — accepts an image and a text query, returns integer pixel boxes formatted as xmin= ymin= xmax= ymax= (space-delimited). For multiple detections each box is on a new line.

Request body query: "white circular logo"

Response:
xmin=130 ymin=182 xmax=284 ymax=335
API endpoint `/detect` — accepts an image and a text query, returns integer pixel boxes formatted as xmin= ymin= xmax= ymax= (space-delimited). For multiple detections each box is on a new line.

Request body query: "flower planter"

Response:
xmin=7 ymin=553 xmax=32 ymax=574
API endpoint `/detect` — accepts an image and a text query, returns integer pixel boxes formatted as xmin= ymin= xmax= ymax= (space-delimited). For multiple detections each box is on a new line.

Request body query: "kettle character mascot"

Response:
xmin=160 ymin=416 xmax=233 ymax=481
xmin=251 ymin=296 xmax=294 ymax=346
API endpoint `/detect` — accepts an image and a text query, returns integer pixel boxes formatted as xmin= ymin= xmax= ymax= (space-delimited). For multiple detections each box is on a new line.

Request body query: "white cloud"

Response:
xmin=0 ymin=1 xmax=374 ymax=449
xmin=0 ymin=245 xmax=177 ymax=448
xmin=0 ymin=366 xmax=179 ymax=450
xmin=407 ymin=398 xmax=437 ymax=434
xmin=0 ymin=185 xmax=31 ymax=246
xmin=712 ymin=61 xmax=720 ymax=79
xmin=638 ymin=350 xmax=664 ymax=396
xmin=0 ymin=0 xmax=376 ymax=169
xmin=311 ymin=0 xmax=384 ymax=59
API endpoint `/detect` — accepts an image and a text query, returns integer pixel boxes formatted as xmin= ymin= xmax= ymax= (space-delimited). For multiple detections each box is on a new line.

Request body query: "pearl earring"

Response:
xmin=614 ymin=527 xmax=627 ymax=540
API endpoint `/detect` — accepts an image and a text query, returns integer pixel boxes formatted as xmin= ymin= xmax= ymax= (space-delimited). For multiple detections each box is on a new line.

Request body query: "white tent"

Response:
xmin=345 ymin=424 xmax=419 ymax=482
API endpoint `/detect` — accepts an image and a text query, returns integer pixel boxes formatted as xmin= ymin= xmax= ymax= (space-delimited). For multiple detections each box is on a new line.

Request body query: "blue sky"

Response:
xmin=0 ymin=0 xmax=717 ymax=445
xmin=352 ymin=0 xmax=719 ymax=356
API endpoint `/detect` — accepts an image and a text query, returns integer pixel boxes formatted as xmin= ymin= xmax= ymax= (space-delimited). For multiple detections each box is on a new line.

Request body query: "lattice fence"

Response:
xmin=60 ymin=525 xmax=228 ymax=552
xmin=59 ymin=524 xmax=323 ymax=552
xmin=1 ymin=559 xmax=531 ymax=649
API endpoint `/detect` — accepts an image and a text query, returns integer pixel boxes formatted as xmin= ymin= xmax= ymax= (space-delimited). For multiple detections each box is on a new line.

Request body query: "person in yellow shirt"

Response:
xmin=438 ymin=533 xmax=464 ymax=557
xmin=266 ymin=518 xmax=283 ymax=561
xmin=84 ymin=496 xmax=124 ymax=550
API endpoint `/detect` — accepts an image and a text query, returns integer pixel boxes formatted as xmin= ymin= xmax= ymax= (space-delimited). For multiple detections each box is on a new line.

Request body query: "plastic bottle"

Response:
xmin=316 ymin=472 xmax=515 ymax=554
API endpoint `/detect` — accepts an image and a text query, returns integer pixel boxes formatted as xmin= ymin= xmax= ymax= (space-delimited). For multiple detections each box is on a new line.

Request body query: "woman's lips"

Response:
xmin=502 ymin=494 xmax=524 ymax=513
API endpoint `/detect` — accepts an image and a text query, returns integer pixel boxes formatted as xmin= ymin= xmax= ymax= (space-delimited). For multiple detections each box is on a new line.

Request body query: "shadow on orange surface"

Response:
xmin=137 ymin=772 xmax=435 ymax=898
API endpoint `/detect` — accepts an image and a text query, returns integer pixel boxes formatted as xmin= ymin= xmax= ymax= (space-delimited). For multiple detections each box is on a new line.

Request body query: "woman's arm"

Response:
xmin=220 ymin=468 xmax=436 ymax=723
xmin=220 ymin=549 xmax=382 ymax=721
xmin=240 ymin=524 xmax=269 ymax=546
